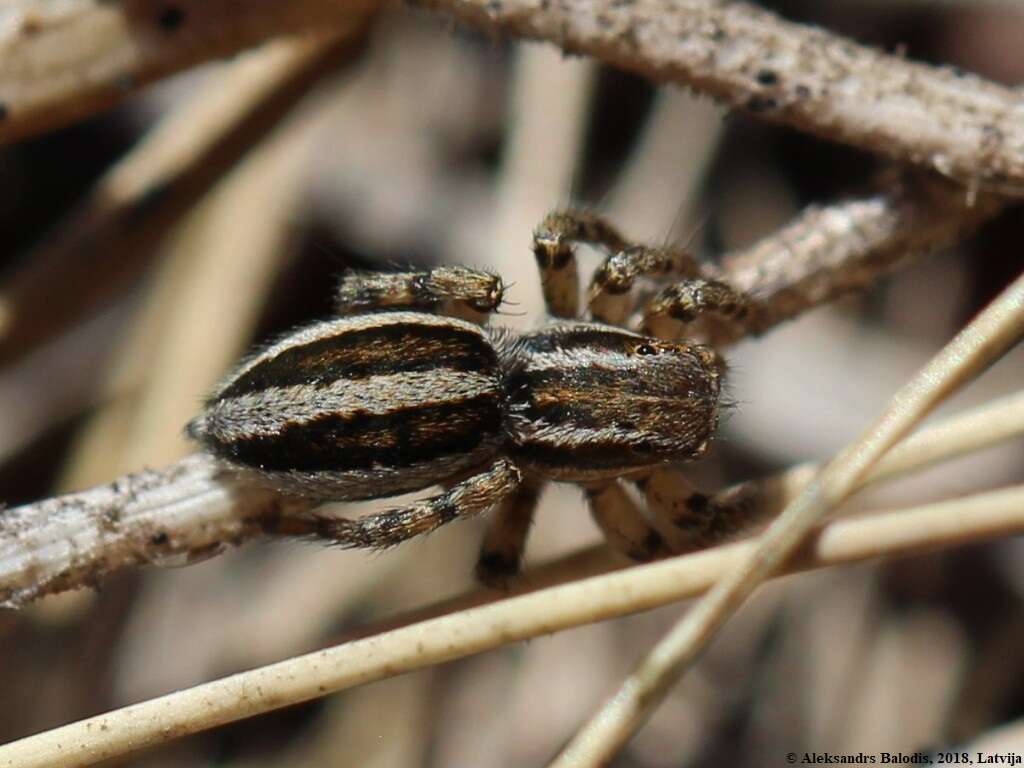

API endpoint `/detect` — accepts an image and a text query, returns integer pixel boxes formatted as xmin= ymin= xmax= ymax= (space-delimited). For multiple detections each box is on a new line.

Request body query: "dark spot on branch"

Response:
xmin=150 ymin=531 xmax=169 ymax=546
xmin=795 ymin=84 xmax=811 ymax=99
xmin=157 ymin=6 xmax=186 ymax=32
xmin=756 ymin=69 xmax=779 ymax=86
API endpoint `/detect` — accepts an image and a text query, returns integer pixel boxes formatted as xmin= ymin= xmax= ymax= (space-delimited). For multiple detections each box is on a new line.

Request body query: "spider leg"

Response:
xmin=587 ymin=244 xmax=702 ymax=326
xmin=475 ymin=477 xmax=544 ymax=587
xmin=641 ymin=277 xmax=755 ymax=343
xmin=336 ymin=266 xmax=505 ymax=322
xmin=586 ymin=480 xmax=671 ymax=562
xmin=532 ymin=210 xmax=631 ymax=319
xmin=269 ymin=459 xmax=521 ymax=549
xmin=635 ymin=468 xmax=762 ymax=552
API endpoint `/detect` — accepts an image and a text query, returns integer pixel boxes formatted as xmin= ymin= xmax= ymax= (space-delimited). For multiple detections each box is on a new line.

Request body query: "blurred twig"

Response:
xmin=719 ymin=174 xmax=1004 ymax=341
xmin=0 ymin=0 xmax=378 ymax=143
xmin=0 ymin=31 xmax=368 ymax=369
xmin=60 ymin=65 xmax=335 ymax=489
xmin=413 ymin=0 xmax=1024 ymax=195
xmin=5 ymin=481 xmax=1024 ymax=767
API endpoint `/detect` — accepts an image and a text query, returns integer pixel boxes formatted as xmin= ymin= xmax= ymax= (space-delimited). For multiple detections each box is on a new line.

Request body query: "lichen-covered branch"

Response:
xmin=0 ymin=453 xmax=310 ymax=608
xmin=412 ymin=0 xmax=1024 ymax=195
xmin=0 ymin=0 xmax=378 ymax=143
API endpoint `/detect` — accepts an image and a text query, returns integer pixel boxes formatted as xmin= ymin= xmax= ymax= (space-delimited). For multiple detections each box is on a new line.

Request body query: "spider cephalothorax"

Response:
xmin=189 ymin=210 xmax=754 ymax=583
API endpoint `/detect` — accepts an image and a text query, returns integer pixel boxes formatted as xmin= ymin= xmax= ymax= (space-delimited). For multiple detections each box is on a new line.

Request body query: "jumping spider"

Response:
xmin=188 ymin=211 xmax=759 ymax=585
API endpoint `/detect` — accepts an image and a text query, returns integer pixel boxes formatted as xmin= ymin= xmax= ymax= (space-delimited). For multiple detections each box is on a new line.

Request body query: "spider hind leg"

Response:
xmin=271 ymin=459 xmax=522 ymax=550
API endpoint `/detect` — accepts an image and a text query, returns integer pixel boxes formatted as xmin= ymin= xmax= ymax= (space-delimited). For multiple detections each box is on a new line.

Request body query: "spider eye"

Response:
xmin=635 ymin=343 xmax=658 ymax=356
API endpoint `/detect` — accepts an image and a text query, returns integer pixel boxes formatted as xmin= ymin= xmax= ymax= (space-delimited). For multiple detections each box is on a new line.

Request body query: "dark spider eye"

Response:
xmin=635 ymin=343 xmax=658 ymax=356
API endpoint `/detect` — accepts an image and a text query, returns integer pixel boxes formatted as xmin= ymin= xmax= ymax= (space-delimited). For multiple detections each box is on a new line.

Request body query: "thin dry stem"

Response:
xmin=0 ymin=0 xmax=378 ymax=143
xmin=486 ymin=45 xmax=595 ymax=329
xmin=552 ymin=270 xmax=1024 ymax=765
xmin=4 ymin=483 xmax=1024 ymax=767
xmin=414 ymin=0 xmax=1024 ymax=195
xmin=0 ymin=32 xmax=365 ymax=368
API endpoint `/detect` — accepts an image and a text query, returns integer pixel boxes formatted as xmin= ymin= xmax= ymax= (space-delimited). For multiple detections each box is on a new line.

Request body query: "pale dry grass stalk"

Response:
xmin=414 ymin=0 xmax=1024 ymax=195
xmin=0 ymin=31 xmax=362 ymax=368
xmin=486 ymin=45 xmax=595 ymax=328
xmin=61 ymin=72 xmax=332 ymax=490
xmin=4 ymin=482 xmax=1024 ymax=767
xmin=551 ymin=269 xmax=1024 ymax=766
xmin=0 ymin=0 xmax=378 ymax=143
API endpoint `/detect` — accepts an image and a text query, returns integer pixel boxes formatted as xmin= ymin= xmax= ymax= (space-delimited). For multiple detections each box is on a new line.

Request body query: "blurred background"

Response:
xmin=1 ymin=0 xmax=1024 ymax=765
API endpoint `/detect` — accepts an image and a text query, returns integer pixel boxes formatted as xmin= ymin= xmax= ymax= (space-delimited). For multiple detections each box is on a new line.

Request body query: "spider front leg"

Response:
xmin=642 ymin=277 xmax=755 ymax=343
xmin=268 ymin=459 xmax=521 ymax=549
xmin=587 ymin=244 xmax=702 ymax=326
xmin=635 ymin=468 xmax=762 ymax=552
xmin=336 ymin=266 xmax=504 ymax=322
xmin=475 ymin=477 xmax=544 ymax=587
xmin=532 ymin=210 xmax=630 ymax=318
xmin=586 ymin=481 xmax=671 ymax=562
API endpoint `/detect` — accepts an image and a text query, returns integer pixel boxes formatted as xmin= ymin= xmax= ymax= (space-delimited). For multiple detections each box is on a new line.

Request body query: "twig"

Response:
xmin=0 ymin=31 xmax=368 ymax=368
xmin=0 ymin=0 xmax=379 ymax=144
xmin=551 ymin=269 xmax=1024 ymax=765
xmin=4 ymin=483 xmax=1024 ymax=767
xmin=0 ymin=454 xmax=311 ymax=609
xmin=720 ymin=173 xmax=1003 ymax=340
xmin=413 ymin=0 xmax=1024 ymax=195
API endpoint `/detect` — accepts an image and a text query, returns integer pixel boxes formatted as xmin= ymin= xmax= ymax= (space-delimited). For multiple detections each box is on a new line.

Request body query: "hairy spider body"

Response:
xmin=188 ymin=313 xmax=720 ymax=496
xmin=188 ymin=312 xmax=507 ymax=500
xmin=188 ymin=210 xmax=755 ymax=583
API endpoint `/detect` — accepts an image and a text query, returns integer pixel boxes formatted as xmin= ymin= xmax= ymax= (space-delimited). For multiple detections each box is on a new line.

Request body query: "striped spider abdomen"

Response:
xmin=187 ymin=311 xmax=507 ymax=500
